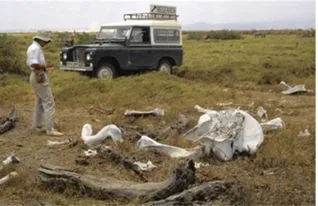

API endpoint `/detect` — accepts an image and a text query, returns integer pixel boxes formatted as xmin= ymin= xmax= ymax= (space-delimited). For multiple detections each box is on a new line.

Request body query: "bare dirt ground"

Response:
xmin=0 ymin=82 xmax=315 ymax=206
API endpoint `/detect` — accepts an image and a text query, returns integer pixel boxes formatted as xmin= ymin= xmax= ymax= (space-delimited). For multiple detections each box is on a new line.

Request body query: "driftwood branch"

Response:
xmin=144 ymin=181 xmax=244 ymax=205
xmin=38 ymin=160 xmax=195 ymax=202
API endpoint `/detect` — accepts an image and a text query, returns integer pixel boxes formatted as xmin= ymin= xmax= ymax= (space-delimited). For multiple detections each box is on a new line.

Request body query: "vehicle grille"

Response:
xmin=73 ymin=48 xmax=85 ymax=62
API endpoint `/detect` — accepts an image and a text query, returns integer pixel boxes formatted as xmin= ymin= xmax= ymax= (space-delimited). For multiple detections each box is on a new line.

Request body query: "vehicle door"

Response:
xmin=128 ymin=26 xmax=152 ymax=69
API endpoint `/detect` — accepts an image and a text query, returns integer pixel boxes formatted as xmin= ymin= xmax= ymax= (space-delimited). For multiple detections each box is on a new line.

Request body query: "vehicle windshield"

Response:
xmin=96 ymin=26 xmax=131 ymax=40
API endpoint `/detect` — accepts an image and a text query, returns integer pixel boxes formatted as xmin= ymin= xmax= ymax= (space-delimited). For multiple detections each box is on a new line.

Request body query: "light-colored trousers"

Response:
xmin=29 ymin=72 xmax=55 ymax=131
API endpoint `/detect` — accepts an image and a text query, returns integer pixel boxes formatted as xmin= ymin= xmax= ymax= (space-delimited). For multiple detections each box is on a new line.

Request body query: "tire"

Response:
xmin=96 ymin=63 xmax=117 ymax=80
xmin=157 ymin=60 xmax=172 ymax=74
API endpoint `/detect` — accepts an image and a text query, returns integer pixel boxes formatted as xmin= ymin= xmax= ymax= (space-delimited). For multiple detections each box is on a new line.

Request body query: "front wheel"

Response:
xmin=157 ymin=60 xmax=172 ymax=74
xmin=96 ymin=63 xmax=117 ymax=80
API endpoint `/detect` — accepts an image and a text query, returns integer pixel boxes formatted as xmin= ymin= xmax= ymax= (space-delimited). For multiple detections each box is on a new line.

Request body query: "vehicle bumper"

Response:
xmin=60 ymin=62 xmax=93 ymax=72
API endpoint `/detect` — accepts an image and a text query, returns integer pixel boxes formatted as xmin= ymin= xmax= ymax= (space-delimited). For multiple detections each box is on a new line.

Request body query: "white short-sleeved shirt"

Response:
xmin=26 ymin=41 xmax=46 ymax=70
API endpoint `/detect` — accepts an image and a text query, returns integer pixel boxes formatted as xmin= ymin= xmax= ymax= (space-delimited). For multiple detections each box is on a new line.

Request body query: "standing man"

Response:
xmin=26 ymin=31 xmax=63 ymax=136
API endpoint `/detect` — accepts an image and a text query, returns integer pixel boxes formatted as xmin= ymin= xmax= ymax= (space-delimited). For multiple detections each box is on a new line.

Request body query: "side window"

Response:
xmin=130 ymin=27 xmax=150 ymax=44
xmin=154 ymin=29 xmax=180 ymax=43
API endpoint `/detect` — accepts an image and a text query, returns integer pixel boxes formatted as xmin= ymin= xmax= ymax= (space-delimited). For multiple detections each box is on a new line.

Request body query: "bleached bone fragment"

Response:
xmin=47 ymin=138 xmax=72 ymax=147
xmin=2 ymin=154 xmax=20 ymax=165
xmin=0 ymin=171 xmax=18 ymax=185
xmin=133 ymin=160 xmax=156 ymax=171
xmin=260 ymin=117 xmax=285 ymax=133
xmin=197 ymin=137 xmax=234 ymax=161
xmin=84 ymin=149 xmax=98 ymax=157
xmin=256 ymin=106 xmax=268 ymax=120
xmin=124 ymin=108 xmax=164 ymax=117
xmin=279 ymin=81 xmax=307 ymax=95
xmin=298 ymin=129 xmax=311 ymax=137
xmin=233 ymin=110 xmax=264 ymax=155
xmin=216 ymin=102 xmax=233 ymax=107
xmin=81 ymin=124 xmax=123 ymax=147
xmin=194 ymin=162 xmax=209 ymax=169
xmin=279 ymin=81 xmax=291 ymax=89
xmin=137 ymin=135 xmax=196 ymax=158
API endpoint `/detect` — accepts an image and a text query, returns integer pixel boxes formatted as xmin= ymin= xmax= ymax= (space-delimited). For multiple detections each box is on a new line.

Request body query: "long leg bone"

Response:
xmin=279 ymin=81 xmax=307 ymax=95
xmin=137 ymin=135 xmax=202 ymax=158
xmin=47 ymin=138 xmax=73 ymax=147
xmin=124 ymin=108 xmax=164 ymax=117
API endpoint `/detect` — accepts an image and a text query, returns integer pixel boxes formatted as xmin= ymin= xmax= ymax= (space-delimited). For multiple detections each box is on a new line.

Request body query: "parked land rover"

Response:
xmin=59 ymin=5 xmax=183 ymax=79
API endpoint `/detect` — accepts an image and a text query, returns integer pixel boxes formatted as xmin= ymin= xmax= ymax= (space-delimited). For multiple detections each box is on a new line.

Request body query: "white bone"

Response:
xmin=47 ymin=138 xmax=72 ymax=147
xmin=279 ymin=81 xmax=291 ymax=89
xmin=298 ymin=129 xmax=311 ymax=137
xmin=233 ymin=110 xmax=264 ymax=155
xmin=137 ymin=135 xmax=195 ymax=158
xmin=256 ymin=106 xmax=268 ymax=120
xmin=81 ymin=124 xmax=123 ymax=147
xmin=194 ymin=162 xmax=209 ymax=169
xmin=185 ymin=105 xmax=264 ymax=157
xmin=84 ymin=149 xmax=98 ymax=157
xmin=0 ymin=172 xmax=18 ymax=185
xmin=280 ymin=81 xmax=307 ymax=94
xmin=2 ymin=154 xmax=20 ymax=165
xmin=133 ymin=160 xmax=156 ymax=171
xmin=260 ymin=117 xmax=285 ymax=132
xmin=124 ymin=108 xmax=164 ymax=116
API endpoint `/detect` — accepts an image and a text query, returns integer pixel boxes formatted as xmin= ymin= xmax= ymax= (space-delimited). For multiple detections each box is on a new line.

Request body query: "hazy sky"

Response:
xmin=0 ymin=0 xmax=315 ymax=31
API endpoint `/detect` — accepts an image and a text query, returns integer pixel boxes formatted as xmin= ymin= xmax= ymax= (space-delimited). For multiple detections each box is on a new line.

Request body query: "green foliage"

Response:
xmin=187 ymin=32 xmax=205 ymax=40
xmin=0 ymin=34 xmax=26 ymax=74
xmin=181 ymin=34 xmax=315 ymax=87
xmin=187 ymin=30 xmax=243 ymax=40
xmin=76 ymin=32 xmax=96 ymax=44
xmin=205 ymin=30 xmax=243 ymax=40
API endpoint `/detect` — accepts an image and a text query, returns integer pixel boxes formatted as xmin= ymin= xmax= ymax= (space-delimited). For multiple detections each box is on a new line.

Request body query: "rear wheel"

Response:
xmin=157 ymin=60 xmax=172 ymax=74
xmin=96 ymin=63 xmax=117 ymax=80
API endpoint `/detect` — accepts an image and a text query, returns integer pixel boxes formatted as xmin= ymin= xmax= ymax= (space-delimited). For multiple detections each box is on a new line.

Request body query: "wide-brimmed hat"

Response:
xmin=33 ymin=31 xmax=51 ymax=42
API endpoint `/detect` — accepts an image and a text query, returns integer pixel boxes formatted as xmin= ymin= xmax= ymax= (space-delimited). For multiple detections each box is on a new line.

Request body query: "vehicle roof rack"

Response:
xmin=123 ymin=12 xmax=178 ymax=21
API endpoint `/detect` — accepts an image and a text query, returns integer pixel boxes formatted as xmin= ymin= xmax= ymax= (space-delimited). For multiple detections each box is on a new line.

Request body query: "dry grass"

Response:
xmin=0 ymin=32 xmax=315 ymax=205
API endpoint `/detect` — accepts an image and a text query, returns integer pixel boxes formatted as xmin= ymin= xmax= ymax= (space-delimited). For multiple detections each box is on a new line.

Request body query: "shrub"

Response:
xmin=187 ymin=30 xmax=243 ymax=40
xmin=0 ymin=34 xmax=26 ymax=75
xmin=206 ymin=30 xmax=242 ymax=40
xmin=76 ymin=32 xmax=96 ymax=44
xmin=187 ymin=32 xmax=206 ymax=40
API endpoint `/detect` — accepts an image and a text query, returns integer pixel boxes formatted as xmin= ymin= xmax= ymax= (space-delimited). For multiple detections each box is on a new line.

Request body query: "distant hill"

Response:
xmin=183 ymin=19 xmax=315 ymax=31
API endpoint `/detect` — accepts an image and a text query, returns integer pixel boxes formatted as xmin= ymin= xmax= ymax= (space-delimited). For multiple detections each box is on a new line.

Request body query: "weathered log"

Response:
xmin=144 ymin=180 xmax=244 ymax=205
xmin=38 ymin=160 xmax=195 ymax=202
xmin=0 ymin=106 xmax=17 ymax=135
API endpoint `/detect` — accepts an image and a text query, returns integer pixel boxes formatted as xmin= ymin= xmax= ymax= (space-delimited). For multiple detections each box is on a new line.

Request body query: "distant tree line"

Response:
xmin=184 ymin=28 xmax=315 ymax=40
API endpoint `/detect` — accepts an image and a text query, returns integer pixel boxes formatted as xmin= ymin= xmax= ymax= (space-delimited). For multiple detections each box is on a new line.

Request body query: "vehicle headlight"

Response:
xmin=86 ymin=53 xmax=92 ymax=61
xmin=63 ymin=53 xmax=67 ymax=60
